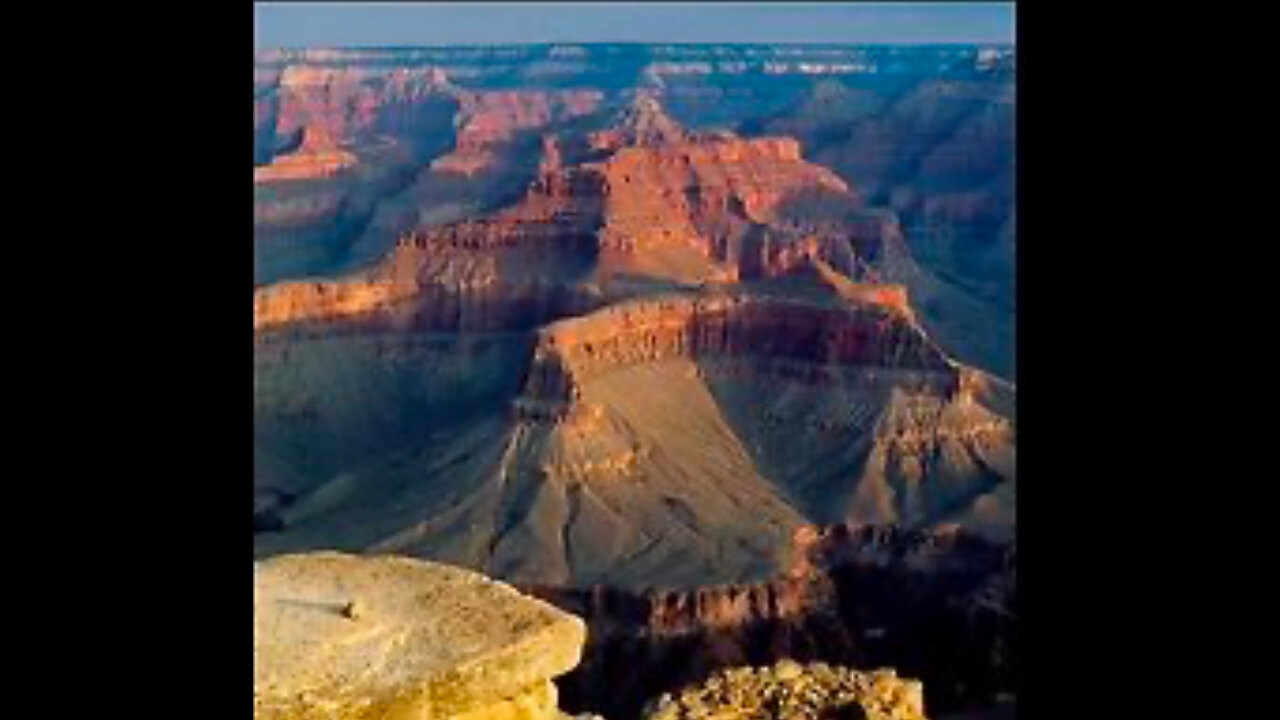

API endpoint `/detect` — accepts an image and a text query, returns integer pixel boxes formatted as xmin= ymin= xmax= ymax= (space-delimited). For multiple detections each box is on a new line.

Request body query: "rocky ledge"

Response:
xmin=516 ymin=292 xmax=955 ymax=422
xmin=253 ymin=552 xmax=586 ymax=720
xmin=644 ymin=660 xmax=928 ymax=720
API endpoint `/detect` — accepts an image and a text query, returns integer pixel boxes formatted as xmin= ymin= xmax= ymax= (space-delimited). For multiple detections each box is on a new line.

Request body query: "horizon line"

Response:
xmin=255 ymin=40 xmax=1017 ymax=51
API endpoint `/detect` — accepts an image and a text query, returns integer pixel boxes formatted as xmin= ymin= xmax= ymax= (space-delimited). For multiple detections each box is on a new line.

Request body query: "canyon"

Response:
xmin=253 ymin=93 xmax=1015 ymax=587
xmin=252 ymin=43 xmax=1015 ymax=720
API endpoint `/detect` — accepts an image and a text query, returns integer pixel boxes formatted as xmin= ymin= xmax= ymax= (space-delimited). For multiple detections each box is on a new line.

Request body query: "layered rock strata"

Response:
xmin=253 ymin=552 xmax=586 ymax=720
xmin=433 ymin=90 xmax=604 ymax=175
xmin=273 ymin=65 xmax=454 ymax=143
xmin=590 ymin=104 xmax=854 ymax=263
xmin=252 ymin=94 xmax=905 ymax=335
xmin=517 ymin=293 xmax=953 ymax=422
xmin=254 ymin=159 xmax=607 ymax=332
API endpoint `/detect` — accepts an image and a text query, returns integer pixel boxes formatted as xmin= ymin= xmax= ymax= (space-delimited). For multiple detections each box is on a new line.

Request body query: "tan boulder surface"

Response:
xmin=254 ymin=552 xmax=586 ymax=720
xmin=643 ymin=660 xmax=928 ymax=720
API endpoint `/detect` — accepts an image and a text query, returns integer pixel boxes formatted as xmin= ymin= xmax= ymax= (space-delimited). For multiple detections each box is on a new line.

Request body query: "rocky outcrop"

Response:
xmin=590 ymin=93 xmax=688 ymax=150
xmin=592 ymin=130 xmax=851 ymax=261
xmin=524 ymin=525 xmax=1012 ymax=720
xmin=401 ymin=165 xmax=606 ymax=252
xmin=253 ymin=266 xmax=603 ymax=334
xmin=566 ymin=98 xmax=899 ymax=292
xmin=517 ymin=294 xmax=954 ymax=420
xmin=643 ymin=661 xmax=928 ymax=720
xmin=254 ymin=552 xmax=586 ymax=720
xmin=253 ymin=274 xmax=404 ymax=330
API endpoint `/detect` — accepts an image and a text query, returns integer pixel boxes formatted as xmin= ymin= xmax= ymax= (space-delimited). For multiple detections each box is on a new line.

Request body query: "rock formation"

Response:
xmin=643 ymin=661 xmax=928 ymax=720
xmin=253 ymin=93 xmax=1014 ymax=591
xmin=254 ymin=552 xmax=586 ymax=720
xmin=589 ymin=92 xmax=689 ymax=149
xmin=253 ymin=46 xmax=1015 ymax=383
xmin=253 ymin=159 xmax=608 ymax=331
xmin=272 ymin=65 xmax=454 ymax=147
xmin=253 ymin=94 xmax=902 ymax=329
xmin=517 ymin=292 xmax=952 ymax=421
xmin=754 ymin=75 xmax=1015 ymax=379
xmin=433 ymin=90 xmax=604 ymax=175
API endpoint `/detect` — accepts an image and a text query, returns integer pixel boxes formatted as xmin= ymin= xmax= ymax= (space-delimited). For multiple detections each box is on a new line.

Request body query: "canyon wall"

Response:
xmin=594 ymin=134 xmax=852 ymax=260
xmin=254 ymin=162 xmax=608 ymax=332
xmin=253 ymin=269 xmax=604 ymax=334
xmin=433 ymin=90 xmax=604 ymax=175
xmin=273 ymin=65 xmax=455 ymax=145
xmin=518 ymin=294 xmax=955 ymax=418
xmin=525 ymin=525 xmax=1012 ymax=720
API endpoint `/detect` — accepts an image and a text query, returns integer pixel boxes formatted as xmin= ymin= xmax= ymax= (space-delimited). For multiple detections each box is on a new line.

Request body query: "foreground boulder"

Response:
xmin=253 ymin=552 xmax=586 ymax=720
xmin=643 ymin=660 xmax=928 ymax=720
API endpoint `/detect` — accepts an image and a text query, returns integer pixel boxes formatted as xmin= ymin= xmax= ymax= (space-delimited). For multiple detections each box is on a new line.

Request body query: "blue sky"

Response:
xmin=254 ymin=3 xmax=1015 ymax=49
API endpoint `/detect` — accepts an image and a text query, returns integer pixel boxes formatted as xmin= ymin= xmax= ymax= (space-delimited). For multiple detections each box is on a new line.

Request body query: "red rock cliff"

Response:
xmin=593 ymin=136 xmax=850 ymax=258
xmin=517 ymin=294 xmax=955 ymax=419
